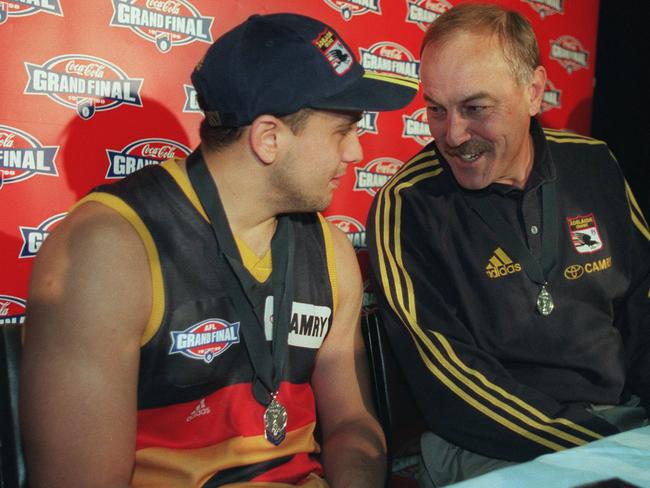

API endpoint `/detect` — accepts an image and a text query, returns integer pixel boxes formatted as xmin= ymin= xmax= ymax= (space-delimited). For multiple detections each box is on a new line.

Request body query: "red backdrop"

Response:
xmin=0 ymin=0 xmax=599 ymax=325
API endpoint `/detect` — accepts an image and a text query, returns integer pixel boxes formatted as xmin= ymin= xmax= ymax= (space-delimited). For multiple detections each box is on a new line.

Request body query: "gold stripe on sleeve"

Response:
xmin=624 ymin=180 xmax=650 ymax=241
xmin=72 ymin=193 xmax=165 ymax=346
xmin=318 ymin=213 xmax=338 ymax=315
xmin=372 ymin=153 xmax=603 ymax=449
xmin=161 ymin=159 xmax=209 ymax=222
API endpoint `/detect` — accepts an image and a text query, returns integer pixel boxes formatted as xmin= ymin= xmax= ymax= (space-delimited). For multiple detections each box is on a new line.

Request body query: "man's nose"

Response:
xmin=445 ymin=112 xmax=471 ymax=148
xmin=342 ymin=131 xmax=363 ymax=164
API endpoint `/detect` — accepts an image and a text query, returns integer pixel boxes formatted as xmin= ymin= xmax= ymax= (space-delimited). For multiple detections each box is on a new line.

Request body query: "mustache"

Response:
xmin=445 ymin=139 xmax=493 ymax=157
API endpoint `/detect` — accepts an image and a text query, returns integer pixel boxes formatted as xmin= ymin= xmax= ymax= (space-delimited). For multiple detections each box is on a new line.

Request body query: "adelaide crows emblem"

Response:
xmin=567 ymin=213 xmax=603 ymax=254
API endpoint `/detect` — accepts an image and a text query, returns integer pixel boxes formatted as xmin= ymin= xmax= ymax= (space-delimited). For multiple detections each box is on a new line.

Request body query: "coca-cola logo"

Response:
xmin=24 ymin=54 xmax=143 ymax=119
xmin=141 ymin=144 xmax=177 ymax=159
xmin=354 ymin=157 xmax=405 ymax=196
xmin=375 ymin=160 xmax=402 ymax=174
xmin=0 ymin=125 xmax=59 ymax=189
xmin=65 ymin=60 xmax=105 ymax=78
xmin=359 ymin=41 xmax=419 ymax=79
xmin=0 ymin=133 xmax=15 ymax=148
xmin=110 ymin=0 xmax=213 ymax=53
xmin=379 ymin=46 xmax=404 ymax=60
xmin=105 ymin=138 xmax=191 ymax=179
xmin=146 ymin=0 xmax=181 ymax=14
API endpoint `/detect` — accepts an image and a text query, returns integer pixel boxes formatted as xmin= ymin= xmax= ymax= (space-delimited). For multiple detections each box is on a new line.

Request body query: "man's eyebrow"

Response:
xmin=461 ymin=92 xmax=494 ymax=104
xmin=423 ymin=92 xmax=495 ymax=105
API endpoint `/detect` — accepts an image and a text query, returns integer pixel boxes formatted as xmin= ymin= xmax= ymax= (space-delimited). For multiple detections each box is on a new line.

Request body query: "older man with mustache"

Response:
xmin=368 ymin=3 xmax=650 ymax=486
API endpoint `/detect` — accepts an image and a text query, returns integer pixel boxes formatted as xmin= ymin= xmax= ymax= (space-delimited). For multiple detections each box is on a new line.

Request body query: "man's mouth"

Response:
xmin=446 ymin=140 xmax=492 ymax=163
xmin=459 ymin=152 xmax=482 ymax=162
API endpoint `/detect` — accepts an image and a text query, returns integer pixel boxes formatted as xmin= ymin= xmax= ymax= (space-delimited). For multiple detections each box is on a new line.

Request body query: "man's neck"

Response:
xmin=189 ymin=147 xmax=279 ymax=258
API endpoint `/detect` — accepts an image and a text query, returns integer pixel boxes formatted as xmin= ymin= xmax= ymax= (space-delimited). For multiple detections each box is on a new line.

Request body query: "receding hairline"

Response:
xmin=420 ymin=3 xmax=540 ymax=84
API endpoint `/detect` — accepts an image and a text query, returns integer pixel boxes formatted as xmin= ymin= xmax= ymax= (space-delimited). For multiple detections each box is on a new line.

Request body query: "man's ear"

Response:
xmin=527 ymin=65 xmax=547 ymax=117
xmin=249 ymin=115 xmax=284 ymax=165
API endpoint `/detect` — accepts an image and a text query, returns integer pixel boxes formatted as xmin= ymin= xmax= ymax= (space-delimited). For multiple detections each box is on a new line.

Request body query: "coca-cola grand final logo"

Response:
xmin=523 ymin=0 xmax=564 ymax=19
xmin=0 ymin=0 xmax=63 ymax=24
xmin=19 ymin=212 xmax=67 ymax=258
xmin=106 ymin=138 xmax=191 ymax=179
xmin=354 ymin=157 xmax=404 ymax=196
xmin=541 ymin=79 xmax=562 ymax=113
xmin=357 ymin=111 xmax=379 ymax=136
xmin=0 ymin=125 xmax=58 ymax=190
xmin=110 ymin=0 xmax=213 ymax=53
xmin=327 ymin=215 xmax=367 ymax=250
xmin=24 ymin=54 xmax=143 ymax=119
xmin=550 ymin=36 xmax=589 ymax=74
xmin=183 ymin=84 xmax=200 ymax=113
xmin=0 ymin=295 xmax=26 ymax=327
xmin=322 ymin=0 xmax=381 ymax=21
xmin=405 ymin=0 xmax=452 ymax=31
xmin=402 ymin=107 xmax=432 ymax=146
xmin=359 ymin=42 xmax=419 ymax=80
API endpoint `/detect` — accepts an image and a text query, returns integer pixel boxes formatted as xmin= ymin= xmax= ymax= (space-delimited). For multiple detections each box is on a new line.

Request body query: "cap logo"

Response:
xmin=313 ymin=29 xmax=353 ymax=76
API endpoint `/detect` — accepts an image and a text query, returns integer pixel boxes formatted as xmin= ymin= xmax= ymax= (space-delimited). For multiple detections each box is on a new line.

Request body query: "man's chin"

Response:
xmin=449 ymin=167 xmax=490 ymax=191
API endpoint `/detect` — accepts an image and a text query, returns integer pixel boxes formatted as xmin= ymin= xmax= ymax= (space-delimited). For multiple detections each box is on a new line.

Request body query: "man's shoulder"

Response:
xmin=374 ymin=142 xmax=450 ymax=202
xmin=542 ymin=128 xmax=617 ymax=174
xmin=542 ymin=128 xmax=610 ymax=156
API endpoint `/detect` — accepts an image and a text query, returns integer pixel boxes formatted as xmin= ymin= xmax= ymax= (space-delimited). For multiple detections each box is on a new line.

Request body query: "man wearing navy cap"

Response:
xmin=21 ymin=13 xmax=418 ymax=487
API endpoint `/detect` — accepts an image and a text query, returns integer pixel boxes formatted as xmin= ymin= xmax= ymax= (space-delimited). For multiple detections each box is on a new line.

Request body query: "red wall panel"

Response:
xmin=0 ymin=0 xmax=599 ymax=325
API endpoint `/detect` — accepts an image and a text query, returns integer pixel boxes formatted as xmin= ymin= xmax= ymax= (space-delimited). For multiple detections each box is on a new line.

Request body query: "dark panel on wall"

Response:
xmin=592 ymin=0 xmax=650 ymax=218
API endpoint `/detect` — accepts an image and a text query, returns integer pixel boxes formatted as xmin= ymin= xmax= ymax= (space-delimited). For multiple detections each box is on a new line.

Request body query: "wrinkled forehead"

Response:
xmin=420 ymin=33 xmax=518 ymax=103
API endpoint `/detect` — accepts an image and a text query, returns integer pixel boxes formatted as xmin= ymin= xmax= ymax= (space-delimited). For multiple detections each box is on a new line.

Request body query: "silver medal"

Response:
xmin=536 ymin=284 xmax=554 ymax=316
xmin=263 ymin=394 xmax=287 ymax=445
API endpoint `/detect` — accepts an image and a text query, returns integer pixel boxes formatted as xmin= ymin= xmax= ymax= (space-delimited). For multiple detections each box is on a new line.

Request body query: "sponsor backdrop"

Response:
xmin=0 ymin=0 xmax=599 ymax=327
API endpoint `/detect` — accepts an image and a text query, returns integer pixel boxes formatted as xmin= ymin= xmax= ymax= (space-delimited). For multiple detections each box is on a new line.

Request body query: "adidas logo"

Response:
xmin=186 ymin=398 xmax=212 ymax=422
xmin=485 ymin=248 xmax=522 ymax=279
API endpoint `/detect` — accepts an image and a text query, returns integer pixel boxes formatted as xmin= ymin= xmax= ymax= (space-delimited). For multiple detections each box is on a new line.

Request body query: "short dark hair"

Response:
xmin=421 ymin=3 xmax=540 ymax=84
xmin=197 ymin=93 xmax=315 ymax=152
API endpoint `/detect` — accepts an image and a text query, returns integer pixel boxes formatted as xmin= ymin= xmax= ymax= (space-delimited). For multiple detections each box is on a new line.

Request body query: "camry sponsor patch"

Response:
xmin=169 ymin=318 xmax=240 ymax=363
xmin=563 ymin=256 xmax=612 ymax=280
xmin=567 ymin=213 xmax=603 ymax=254
xmin=264 ymin=297 xmax=332 ymax=349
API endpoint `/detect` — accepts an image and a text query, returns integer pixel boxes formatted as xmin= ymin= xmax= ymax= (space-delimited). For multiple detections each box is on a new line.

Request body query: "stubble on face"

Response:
xmin=421 ymin=32 xmax=538 ymax=190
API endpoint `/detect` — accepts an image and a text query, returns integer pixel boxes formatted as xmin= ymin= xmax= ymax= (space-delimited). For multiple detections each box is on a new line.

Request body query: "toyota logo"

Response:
xmin=564 ymin=264 xmax=584 ymax=280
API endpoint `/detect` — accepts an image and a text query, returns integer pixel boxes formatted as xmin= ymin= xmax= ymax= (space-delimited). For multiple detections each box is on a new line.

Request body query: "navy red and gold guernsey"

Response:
xmin=75 ymin=159 xmax=337 ymax=487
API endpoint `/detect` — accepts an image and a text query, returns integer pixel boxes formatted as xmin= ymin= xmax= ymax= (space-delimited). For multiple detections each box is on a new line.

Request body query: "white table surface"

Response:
xmin=448 ymin=425 xmax=650 ymax=488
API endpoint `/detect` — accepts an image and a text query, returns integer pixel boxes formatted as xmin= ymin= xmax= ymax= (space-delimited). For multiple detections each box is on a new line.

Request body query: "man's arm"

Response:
xmin=616 ymin=179 xmax=650 ymax=414
xmin=311 ymin=223 xmax=386 ymax=488
xmin=20 ymin=201 xmax=151 ymax=487
xmin=367 ymin=176 xmax=620 ymax=463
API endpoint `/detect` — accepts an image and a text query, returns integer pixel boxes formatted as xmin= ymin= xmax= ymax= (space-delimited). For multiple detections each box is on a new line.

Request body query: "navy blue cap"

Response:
xmin=191 ymin=13 xmax=419 ymax=127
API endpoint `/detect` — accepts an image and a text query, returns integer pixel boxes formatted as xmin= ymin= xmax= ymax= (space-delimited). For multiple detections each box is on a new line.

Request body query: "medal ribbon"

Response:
xmin=466 ymin=181 xmax=558 ymax=297
xmin=186 ymin=149 xmax=294 ymax=408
